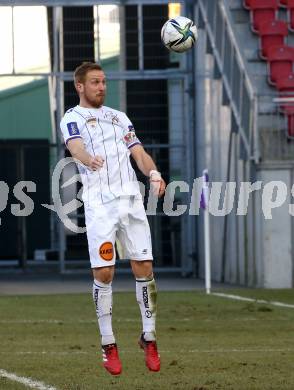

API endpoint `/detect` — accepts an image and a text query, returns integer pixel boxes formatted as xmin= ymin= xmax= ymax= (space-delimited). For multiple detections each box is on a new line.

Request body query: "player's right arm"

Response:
xmin=60 ymin=114 xmax=104 ymax=171
xmin=67 ymin=138 xmax=104 ymax=171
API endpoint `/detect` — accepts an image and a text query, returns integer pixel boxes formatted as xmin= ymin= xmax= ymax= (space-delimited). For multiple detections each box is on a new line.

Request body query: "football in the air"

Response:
xmin=161 ymin=16 xmax=198 ymax=53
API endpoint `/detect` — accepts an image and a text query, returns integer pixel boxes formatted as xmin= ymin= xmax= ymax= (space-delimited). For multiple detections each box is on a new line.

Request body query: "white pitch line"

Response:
xmin=0 ymin=369 xmax=57 ymax=390
xmin=185 ymin=348 xmax=294 ymax=353
xmin=0 ymin=348 xmax=293 ymax=355
xmin=1 ymin=351 xmax=89 ymax=355
xmin=0 ymin=318 xmax=191 ymax=324
xmin=0 ymin=317 xmax=291 ymax=324
xmin=212 ymin=292 xmax=294 ymax=309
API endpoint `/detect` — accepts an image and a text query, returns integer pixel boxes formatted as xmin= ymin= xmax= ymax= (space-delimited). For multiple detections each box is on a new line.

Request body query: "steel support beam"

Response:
xmin=0 ymin=70 xmax=187 ymax=80
xmin=2 ymin=0 xmax=181 ymax=5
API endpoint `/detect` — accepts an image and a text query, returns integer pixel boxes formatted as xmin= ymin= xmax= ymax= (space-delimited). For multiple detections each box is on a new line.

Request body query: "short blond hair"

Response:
xmin=74 ymin=62 xmax=103 ymax=84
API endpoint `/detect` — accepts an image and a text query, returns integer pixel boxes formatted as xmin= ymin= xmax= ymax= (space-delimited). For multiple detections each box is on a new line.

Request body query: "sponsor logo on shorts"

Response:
xmin=142 ymin=249 xmax=148 ymax=255
xmin=99 ymin=242 xmax=114 ymax=261
xmin=145 ymin=310 xmax=152 ymax=318
xmin=142 ymin=286 xmax=149 ymax=308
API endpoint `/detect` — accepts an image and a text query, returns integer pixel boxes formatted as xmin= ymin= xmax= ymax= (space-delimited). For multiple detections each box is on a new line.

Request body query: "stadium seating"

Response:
xmin=276 ymin=72 xmax=294 ymax=91
xmin=248 ymin=0 xmax=279 ymax=33
xmin=258 ymin=20 xmax=288 ymax=58
xmin=243 ymin=0 xmax=251 ymax=9
xmin=282 ymin=105 xmax=294 ymax=137
xmin=272 ymin=50 xmax=294 ymax=138
xmin=287 ymin=0 xmax=294 ymax=30
xmin=243 ymin=0 xmax=294 ymax=139
xmin=275 ymin=73 xmax=294 ymax=110
xmin=275 ymin=73 xmax=294 ymax=137
xmin=267 ymin=45 xmax=294 ymax=84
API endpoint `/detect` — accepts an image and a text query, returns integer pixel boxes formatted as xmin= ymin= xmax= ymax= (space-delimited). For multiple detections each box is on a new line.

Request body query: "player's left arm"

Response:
xmin=130 ymin=144 xmax=166 ymax=197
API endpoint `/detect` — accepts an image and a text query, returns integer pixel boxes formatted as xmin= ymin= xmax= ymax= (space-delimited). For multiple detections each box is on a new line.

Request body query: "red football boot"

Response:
xmin=138 ymin=334 xmax=161 ymax=372
xmin=102 ymin=343 xmax=122 ymax=375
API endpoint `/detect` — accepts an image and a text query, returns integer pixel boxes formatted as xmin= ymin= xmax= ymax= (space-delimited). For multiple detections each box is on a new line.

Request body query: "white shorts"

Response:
xmin=84 ymin=195 xmax=153 ymax=268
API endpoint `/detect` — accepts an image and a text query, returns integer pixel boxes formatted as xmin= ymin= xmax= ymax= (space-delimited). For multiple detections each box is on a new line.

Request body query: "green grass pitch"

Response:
xmin=0 ymin=289 xmax=294 ymax=389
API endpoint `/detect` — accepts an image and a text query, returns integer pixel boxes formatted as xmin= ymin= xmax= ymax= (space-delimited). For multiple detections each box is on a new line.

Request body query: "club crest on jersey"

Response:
xmin=67 ymin=122 xmax=80 ymax=136
xmin=86 ymin=116 xmax=97 ymax=129
xmin=105 ymin=111 xmax=119 ymax=125
xmin=124 ymin=131 xmax=138 ymax=146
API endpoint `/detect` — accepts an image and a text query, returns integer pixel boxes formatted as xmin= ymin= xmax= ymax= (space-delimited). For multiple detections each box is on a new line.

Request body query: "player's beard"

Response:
xmin=84 ymin=91 xmax=105 ymax=108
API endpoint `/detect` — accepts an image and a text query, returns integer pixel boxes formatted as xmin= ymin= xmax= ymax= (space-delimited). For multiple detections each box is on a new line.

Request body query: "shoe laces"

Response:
xmin=146 ymin=341 xmax=158 ymax=357
xmin=104 ymin=344 xmax=118 ymax=360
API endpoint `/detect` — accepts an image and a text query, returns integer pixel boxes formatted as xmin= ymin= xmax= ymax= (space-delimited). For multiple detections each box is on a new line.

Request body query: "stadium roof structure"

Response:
xmin=1 ymin=0 xmax=183 ymax=5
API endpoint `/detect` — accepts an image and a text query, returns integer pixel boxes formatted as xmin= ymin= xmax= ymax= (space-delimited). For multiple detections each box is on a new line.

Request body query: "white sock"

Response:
xmin=92 ymin=279 xmax=115 ymax=346
xmin=136 ymin=277 xmax=157 ymax=341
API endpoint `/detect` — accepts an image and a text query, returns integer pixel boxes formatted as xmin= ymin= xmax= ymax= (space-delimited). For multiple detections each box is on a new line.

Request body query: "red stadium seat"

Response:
xmin=267 ymin=45 xmax=294 ymax=84
xmin=243 ymin=0 xmax=251 ymax=9
xmin=276 ymin=72 xmax=294 ymax=92
xmin=287 ymin=0 xmax=294 ymax=30
xmin=276 ymin=74 xmax=294 ymax=114
xmin=283 ymin=105 xmax=294 ymax=137
xmin=248 ymin=0 xmax=279 ymax=33
xmin=275 ymin=73 xmax=294 ymax=137
xmin=258 ymin=20 xmax=288 ymax=59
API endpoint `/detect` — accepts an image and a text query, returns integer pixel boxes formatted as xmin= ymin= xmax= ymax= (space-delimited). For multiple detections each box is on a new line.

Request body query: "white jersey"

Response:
xmin=60 ymin=105 xmax=142 ymax=205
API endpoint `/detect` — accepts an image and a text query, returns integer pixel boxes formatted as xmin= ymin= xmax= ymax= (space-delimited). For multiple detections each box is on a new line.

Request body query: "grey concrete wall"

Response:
xmin=256 ymin=168 xmax=293 ymax=288
xmin=196 ymin=49 xmax=251 ymax=285
xmin=195 ymin=5 xmax=294 ymax=288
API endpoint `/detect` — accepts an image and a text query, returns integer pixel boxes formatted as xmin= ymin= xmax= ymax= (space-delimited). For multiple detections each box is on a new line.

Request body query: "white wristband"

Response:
xmin=149 ymin=170 xmax=161 ymax=178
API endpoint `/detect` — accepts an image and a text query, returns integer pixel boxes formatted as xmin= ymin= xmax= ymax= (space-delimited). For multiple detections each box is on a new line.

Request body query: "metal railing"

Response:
xmin=198 ymin=0 xmax=258 ymax=162
xmin=257 ymin=95 xmax=294 ymax=162
xmin=0 ymin=1 xmax=197 ymax=275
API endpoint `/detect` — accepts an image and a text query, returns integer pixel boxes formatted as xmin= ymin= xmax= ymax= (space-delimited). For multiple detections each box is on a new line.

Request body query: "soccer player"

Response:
xmin=60 ymin=62 xmax=166 ymax=375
